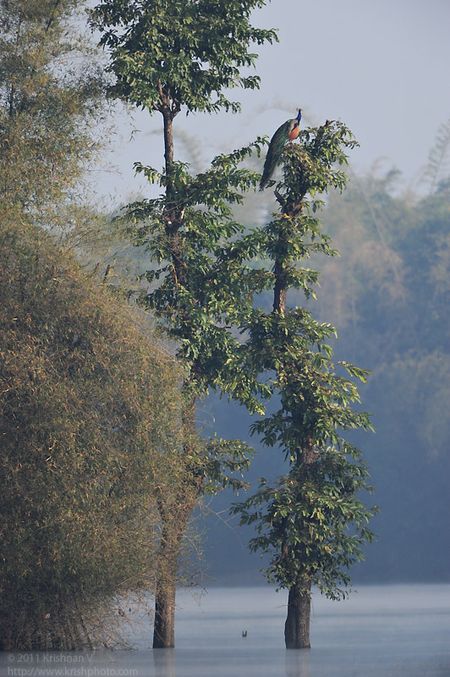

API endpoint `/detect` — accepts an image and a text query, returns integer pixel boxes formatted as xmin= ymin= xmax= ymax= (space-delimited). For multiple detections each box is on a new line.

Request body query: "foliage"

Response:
xmin=91 ymin=0 xmax=277 ymax=114
xmin=0 ymin=211 xmax=184 ymax=649
xmin=233 ymin=121 xmax=376 ymax=599
xmin=71 ymin=118 xmax=450 ymax=583
xmin=125 ymin=139 xmax=269 ymax=408
xmin=91 ymin=0 xmax=278 ymax=443
xmin=238 ymin=448 xmax=373 ymax=598
xmin=0 ymin=0 xmax=104 ymax=221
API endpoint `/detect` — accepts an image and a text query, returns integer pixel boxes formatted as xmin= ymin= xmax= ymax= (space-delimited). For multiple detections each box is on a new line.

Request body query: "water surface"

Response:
xmin=1 ymin=585 xmax=449 ymax=677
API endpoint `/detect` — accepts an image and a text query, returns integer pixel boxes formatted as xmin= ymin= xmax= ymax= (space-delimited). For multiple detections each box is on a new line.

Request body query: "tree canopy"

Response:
xmin=91 ymin=0 xmax=277 ymax=115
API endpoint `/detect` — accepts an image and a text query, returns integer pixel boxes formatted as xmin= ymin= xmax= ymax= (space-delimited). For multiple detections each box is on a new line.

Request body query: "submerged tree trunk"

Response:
xmin=285 ymin=438 xmax=316 ymax=649
xmin=152 ymin=432 xmax=201 ymax=650
xmin=153 ymin=574 xmax=176 ymax=648
xmin=152 ymin=519 xmax=182 ymax=649
xmin=284 ymin=582 xmax=312 ymax=649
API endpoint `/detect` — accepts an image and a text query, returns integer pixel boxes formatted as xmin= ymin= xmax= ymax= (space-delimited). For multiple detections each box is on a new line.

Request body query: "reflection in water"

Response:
xmin=285 ymin=649 xmax=311 ymax=677
xmin=153 ymin=648 xmax=176 ymax=677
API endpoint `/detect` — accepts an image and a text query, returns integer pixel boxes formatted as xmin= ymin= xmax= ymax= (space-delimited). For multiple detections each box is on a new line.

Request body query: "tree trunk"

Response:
xmin=152 ymin=506 xmax=185 ymax=650
xmin=273 ymin=254 xmax=287 ymax=314
xmin=162 ymin=110 xmax=174 ymax=177
xmin=153 ymin=575 xmax=176 ymax=648
xmin=152 ymin=471 xmax=199 ymax=649
xmin=284 ymin=582 xmax=312 ymax=649
xmin=152 ymin=515 xmax=182 ymax=649
xmin=153 ymin=105 xmax=200 ymax=651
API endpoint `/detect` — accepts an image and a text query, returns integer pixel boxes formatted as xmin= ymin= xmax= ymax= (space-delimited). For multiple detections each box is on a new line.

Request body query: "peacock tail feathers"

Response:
xmin=259 ymin=120 xmax=291 ymax=191
xmin=259 ymin=110 xmax=302 ymax=191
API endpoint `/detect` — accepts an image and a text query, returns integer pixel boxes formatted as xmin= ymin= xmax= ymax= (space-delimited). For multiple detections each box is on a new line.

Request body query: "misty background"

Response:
xmin=94 ymin=0 xmax=450 ymax=201
xmin=92 ymin=0 xmax=450 ymax=585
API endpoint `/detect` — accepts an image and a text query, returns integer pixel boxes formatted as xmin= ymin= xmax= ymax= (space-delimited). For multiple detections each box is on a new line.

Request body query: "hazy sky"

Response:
xmin=94 ymin=0 xmax=450 ymax=204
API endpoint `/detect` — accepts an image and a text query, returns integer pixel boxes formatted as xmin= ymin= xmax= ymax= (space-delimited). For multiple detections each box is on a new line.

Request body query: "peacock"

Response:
xmin=259 ymin=109 xmax=302 ymax=190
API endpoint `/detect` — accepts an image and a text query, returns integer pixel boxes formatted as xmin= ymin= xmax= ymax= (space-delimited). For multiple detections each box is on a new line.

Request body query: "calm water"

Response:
xmin=1 ymin=585 xmax=449 ymax=677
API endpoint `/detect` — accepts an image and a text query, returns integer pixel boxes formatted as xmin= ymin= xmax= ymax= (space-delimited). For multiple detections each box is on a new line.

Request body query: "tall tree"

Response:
xmin=91 ymin=0 xmax=276 ymax=648
xmin=234 ymin=121 xmax=376 ymax=648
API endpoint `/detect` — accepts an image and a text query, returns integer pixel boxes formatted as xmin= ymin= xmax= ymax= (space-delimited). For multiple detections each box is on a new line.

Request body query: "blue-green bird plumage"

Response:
xmin=259 ymin=110 xmax=302 ymax=190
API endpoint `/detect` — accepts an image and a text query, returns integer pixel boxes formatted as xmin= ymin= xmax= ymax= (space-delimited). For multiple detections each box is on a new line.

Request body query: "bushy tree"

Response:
xmin=0 ymin=212 xmax=184 ymax=650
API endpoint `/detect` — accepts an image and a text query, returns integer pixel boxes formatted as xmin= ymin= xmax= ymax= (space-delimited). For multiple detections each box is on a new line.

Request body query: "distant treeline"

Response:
xmin=321 ymin=173 xmax=450 ymax=581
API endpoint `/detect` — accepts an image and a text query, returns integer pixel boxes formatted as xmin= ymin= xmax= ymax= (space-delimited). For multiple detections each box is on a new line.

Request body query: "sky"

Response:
xmin=93 ymin=0 xmax=450 ymax=205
